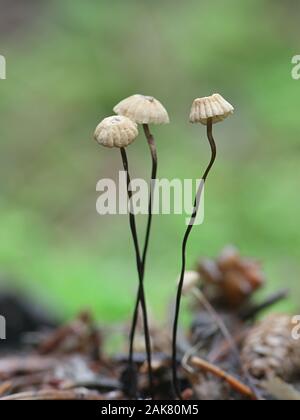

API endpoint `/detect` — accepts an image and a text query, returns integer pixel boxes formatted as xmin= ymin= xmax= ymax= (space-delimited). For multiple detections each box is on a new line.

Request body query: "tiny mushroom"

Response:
xmin=189 ymin=93 xmax=234 ymax=125
xmin=172 ymin=93 xmax=235 ymax=400
xmin=93 ymin=113 xmax=153 ymax=397
xmin=113 ymin=94 xmax=169 ymax=390
xmin=114 ymin=94 xmax=170 ymax=125
xmin=94 ymin=115 xmax=138 ymax=148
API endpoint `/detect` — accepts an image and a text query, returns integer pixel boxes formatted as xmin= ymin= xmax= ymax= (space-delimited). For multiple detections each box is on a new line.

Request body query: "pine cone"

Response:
xmin=241 ymin=314 xmax=300 ymax=380
xmin=198 ymin=246 xmax=264 ymax=308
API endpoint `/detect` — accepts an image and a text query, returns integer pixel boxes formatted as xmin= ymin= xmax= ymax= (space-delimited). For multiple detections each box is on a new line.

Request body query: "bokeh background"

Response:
xmin=0 ymin=0 xmax=300 ymax=322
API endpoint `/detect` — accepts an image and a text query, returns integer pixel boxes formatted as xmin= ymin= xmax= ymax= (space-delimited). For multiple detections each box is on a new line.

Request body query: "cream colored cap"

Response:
xmin=114 ymin=94 xmax=170 ymax=125
xmin=94 ymin=116 xmax=138 ymax=148
xmin=178 ymin=271 xmax=201 ymax=295
xmin=189 ymin=93 xmax=234 ymax=125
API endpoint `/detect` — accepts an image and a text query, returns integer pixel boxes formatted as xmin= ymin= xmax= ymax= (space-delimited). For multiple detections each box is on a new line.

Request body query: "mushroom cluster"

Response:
xmin=93 ymin=92 xmax=234 ymax=400
xmin=94 ymin=94 xmax=169 ymax=398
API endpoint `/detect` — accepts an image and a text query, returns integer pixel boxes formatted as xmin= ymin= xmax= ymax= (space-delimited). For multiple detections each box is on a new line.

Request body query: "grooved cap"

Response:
xmin=94 ymin=116 xmax=138 ymax=148
xmin=114 ymin=94 xmax=170 ymax=125
xmin=189 ymin=94 xmax=234 ymax=125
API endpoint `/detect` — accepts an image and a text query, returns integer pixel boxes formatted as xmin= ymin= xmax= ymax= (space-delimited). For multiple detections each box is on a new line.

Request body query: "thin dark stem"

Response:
xmin=128 ymin=125 xmax=157 ymax=372
xmin=172 ymin=118 xmax=216 ymax=399
xmin=142 ymin=124 xmax=158 ymax=266
xmin=120 ymin=148 xmax=154 ymax=398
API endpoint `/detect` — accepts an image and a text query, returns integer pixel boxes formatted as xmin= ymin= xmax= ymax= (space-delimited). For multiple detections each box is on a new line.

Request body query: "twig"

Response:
xmin=189 ymin=356 xmax=257 ymax=400
xmin=0 ymin=388 xmax=106 ymax=401
xmin=192 ymin=289 xmax=241 ymax=360
xmin=63 ymin=377 xmax=121 ymax=392
xmin=239 ymin=289 xmax=289 ymax=321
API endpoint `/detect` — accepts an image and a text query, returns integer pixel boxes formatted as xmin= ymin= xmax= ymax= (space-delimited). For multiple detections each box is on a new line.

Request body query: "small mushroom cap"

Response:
xmin=94 ymin=116 xmax=138 ymax=148
xmin=178 ymin=271 xmax=201 ymax=295
xmin=114 ymin=94 xmax=170 ymax=125
xmin=189 ymin=93 xmax=234 ymax=125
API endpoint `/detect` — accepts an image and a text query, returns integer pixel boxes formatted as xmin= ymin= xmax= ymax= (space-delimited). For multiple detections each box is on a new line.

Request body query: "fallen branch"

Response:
xmin=189 ymin=356 xmax=257 ymax=400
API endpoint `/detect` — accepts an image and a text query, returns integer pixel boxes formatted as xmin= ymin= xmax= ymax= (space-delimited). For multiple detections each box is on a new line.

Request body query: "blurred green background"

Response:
xmin=0 ymin=0 xmax=299 ymax=322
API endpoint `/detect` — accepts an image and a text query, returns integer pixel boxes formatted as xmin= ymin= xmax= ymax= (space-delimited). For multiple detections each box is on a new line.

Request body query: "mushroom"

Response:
xmin=94 ymin=116 xmax=138 ymax=148
xmin=172 ymin=93 xmax=234 ymax=399
xmin=189 ymin=94 xmax=234 ymax=125
xmin=94 ymin=115 xmax=153 ymax=398
xmin=114 ymin=94 xmax=169 ymax=390
xmin=114 ymin=94 xmax=169 ymax=125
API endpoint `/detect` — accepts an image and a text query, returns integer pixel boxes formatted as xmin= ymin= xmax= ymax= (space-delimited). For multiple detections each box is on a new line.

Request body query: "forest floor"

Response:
xmin=0 ymin=247 xmax=299 ymax=401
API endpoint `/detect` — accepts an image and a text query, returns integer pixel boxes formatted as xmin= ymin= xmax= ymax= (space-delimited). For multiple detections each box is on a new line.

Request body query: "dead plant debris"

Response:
xmin=0 ymin=246 xmax=299 ymax=400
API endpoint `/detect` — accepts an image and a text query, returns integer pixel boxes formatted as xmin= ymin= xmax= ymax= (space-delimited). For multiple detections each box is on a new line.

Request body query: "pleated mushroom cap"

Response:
xmin=94 ymin=116 xmax=138 ymax=148
xmin=189 ymin=94 xmax=234 ymax=125
xmin=114 ymin=94 xmax=170 ymax=125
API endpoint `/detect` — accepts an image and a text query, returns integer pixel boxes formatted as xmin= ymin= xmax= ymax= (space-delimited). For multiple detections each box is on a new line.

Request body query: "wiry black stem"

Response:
xmin=141 ymin=124 xmax=158 ymax=266
xmin=172 ymin=118 xmax=216 ymax=399
xmin=128 ymin=124 xmax=156 ymax=395
xmin=120 ymin=148 xmax=154 ymax=398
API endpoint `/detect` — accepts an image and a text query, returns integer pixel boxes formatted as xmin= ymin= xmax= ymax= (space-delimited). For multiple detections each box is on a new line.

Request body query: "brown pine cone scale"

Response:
xmin=241 ymin=314 xmax=300 ymax=380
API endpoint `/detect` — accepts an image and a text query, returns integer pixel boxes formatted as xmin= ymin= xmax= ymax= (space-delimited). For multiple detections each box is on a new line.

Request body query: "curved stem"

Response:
xmin=120 ymin=148 xmax=154 ymax=398
xmin=172 ymin=118 xmax=216 ymax=399
xmin=128 ymin=124 xmax=156 ymax=395
xmin=141 ymin=124 xmax=158 ymax=267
